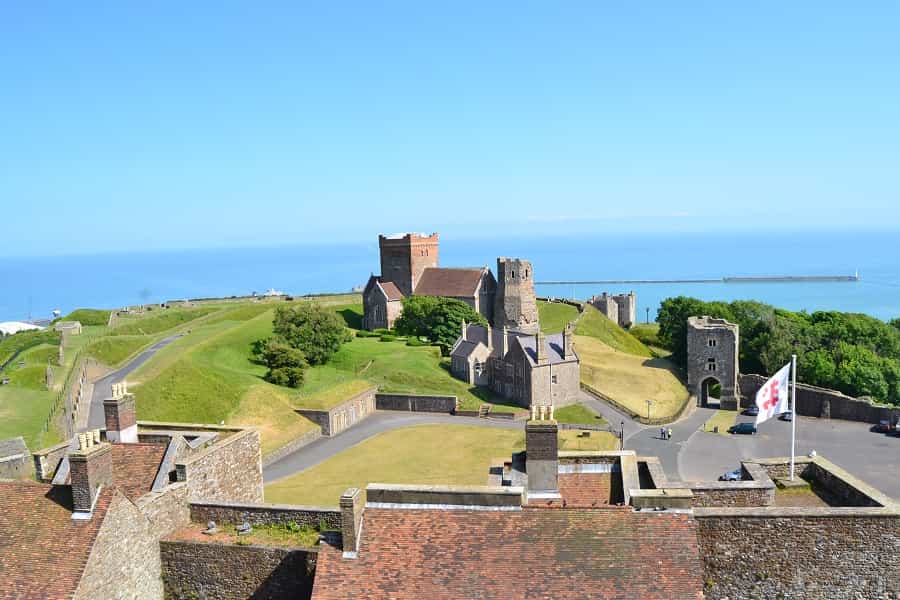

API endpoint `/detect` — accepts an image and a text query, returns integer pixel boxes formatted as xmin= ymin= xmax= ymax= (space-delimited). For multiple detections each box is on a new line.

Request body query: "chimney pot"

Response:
xmin=104 ymin=391 xmax=138 ymax=443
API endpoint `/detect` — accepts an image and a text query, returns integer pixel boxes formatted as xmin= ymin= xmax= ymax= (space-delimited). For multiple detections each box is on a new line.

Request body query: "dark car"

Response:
xmin=719 ymin=468 xmax=742 ymax=481
xmin=874 ymin=420 xmax=893 ymax=433
xmin=729 ymin=422 xmax=757 ymax=435
xmin=779 ymin=411 xmax=793 ymax=422
xmin=744 ymin=405 xmax=759 ymax=417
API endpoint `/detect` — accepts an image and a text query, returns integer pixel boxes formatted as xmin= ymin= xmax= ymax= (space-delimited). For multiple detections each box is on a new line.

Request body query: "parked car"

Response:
xmin=719 ymin=468 xmax=742 ymax=481
xmin=779 ymin=411 xmax=793 ymax=422
xmin=744 ymin=405 xmax=759 ymax=416
xmin=874 ymin=420 xmax=893 ymax=433
xmin=729 ymin=422 xmax=757 ymax=435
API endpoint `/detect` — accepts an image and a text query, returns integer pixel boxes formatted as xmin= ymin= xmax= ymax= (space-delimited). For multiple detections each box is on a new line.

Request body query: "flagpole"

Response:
xmin=790 ymin=353 xmax=797 ymax=481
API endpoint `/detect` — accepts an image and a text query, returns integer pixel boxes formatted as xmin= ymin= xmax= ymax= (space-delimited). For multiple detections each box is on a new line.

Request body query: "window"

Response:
xmin=511 ymin=271 xmax=515 ymax=279
xmin=707 ymin=358 xmax=716 ymax=372
xmin=524 ymin=269 xmax=528 ymax=278
xmin=551 ymin=374 xmax=558 ymax=384
xmin=708 ymin=338 xmax=717 ymax=347
xmin=474 ymin=361 xmax=483 ymax=377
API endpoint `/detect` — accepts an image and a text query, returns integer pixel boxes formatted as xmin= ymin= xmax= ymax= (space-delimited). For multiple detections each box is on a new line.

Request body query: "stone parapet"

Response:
xmin=375 ymin=392 xmax=457 ymax=413
xmin=190 ymin=500 xmax=341 ymax=530
xmin=630 ymin=489 xmax=694 ymax=510
xmin=366 ymin=483 xmax=524 ymax=508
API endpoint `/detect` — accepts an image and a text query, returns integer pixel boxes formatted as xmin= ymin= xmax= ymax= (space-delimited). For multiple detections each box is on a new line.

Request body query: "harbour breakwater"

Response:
xmin=537 ymin=273 xmax=860 ymax=286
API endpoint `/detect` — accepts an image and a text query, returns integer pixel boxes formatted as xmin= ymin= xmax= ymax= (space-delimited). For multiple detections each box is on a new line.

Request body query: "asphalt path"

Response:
xmin=680 ymin=410 xmax=900 ymax=499
xmin=86 ymin=334 xmax=182 ymax=430
xmin=263 ymin=412 xmax=522 ymax=483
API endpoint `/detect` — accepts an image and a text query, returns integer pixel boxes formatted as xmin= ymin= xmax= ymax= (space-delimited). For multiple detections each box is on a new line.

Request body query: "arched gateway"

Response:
xmin=687 ymin=316 xmax=740 ymax=410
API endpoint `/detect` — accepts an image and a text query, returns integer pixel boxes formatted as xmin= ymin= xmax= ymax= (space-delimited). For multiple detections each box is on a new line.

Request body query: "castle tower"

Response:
xmin=493 ymin=257 xmax=539 ymax=333
xmin=378 ymin=233 xmax=439 ymax=297
xmin=686 ymin=316 xmax=740 ymax=410
xmin=612 ymin=291 xmax=636 ymax=329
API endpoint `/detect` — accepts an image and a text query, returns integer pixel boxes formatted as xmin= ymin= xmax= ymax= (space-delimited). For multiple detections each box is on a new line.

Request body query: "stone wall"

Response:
xmin=695 ymin=509 xmax=900 ymax=599
xmin=670 ymin=483 xmax=774 ymax=508
xmin=740 ymin=373 xmax=900 ymax=425
xmin=297 ymin=386 xmax=377 ymax=436
xmin=190 ymin=500 xmax=341 ymax=529
xmin=177 ymin=429 xmax=264 ymax=503
xmin=74 ymin=491 xmax=164 ymax=600
xmin=32 ymin=439 xmax=70 ymax=481
xmin=160 ymin=540 xmax=316 ymax=600
xmin=135 ymin=481 xmax=191 ymax=539
xmin=263 ymin=428 xmax=321 ymax=468
xmin=687 ymin=316 xmax=739 ymax=409
xmin=375 ymin=392 xmax=457 ymax=413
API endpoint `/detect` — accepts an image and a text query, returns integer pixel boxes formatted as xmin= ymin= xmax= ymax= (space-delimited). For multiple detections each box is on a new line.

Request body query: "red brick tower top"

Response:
xmin=378 ymin=233 xmax=439 ymax=297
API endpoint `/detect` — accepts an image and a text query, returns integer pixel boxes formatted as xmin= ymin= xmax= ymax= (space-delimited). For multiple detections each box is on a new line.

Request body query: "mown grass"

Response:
xmin=0 ymin=342 xmax=62 ymax=449
xmin=558 ymin=430 xmax=620 ymax=451
xmin=554 ymin=402 xmax=608 ymax=426
xmin=702 ymin=409 xmax=737 ymax=436
xmin=577 ymin=335 xmax=689 ymax=421
xmin=265 ymin=425 xmax=525 ymax=505
xmin=62 ymin=308 xmax=111 ymax=326
xmin=297 ymin=379 xmax=373 ymax=410
xmin=85 ymin=335 xmax=152 ymax=367
xmin=575 ymin=305 xmax=652 ymax=357
xmin=537 ymin=301 xmax=579 ymax=333
xmin=110 ymin=307 xmax=217 ymax=336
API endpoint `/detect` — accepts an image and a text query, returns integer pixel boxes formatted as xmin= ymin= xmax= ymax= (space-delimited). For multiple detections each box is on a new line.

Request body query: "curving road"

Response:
xmin=86 ymin=334 xmax=182 ymax=430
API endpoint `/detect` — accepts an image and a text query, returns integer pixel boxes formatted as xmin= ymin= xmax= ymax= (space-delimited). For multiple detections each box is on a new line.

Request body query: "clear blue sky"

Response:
xmin=2 ymin=2 xmax=898 ymax=256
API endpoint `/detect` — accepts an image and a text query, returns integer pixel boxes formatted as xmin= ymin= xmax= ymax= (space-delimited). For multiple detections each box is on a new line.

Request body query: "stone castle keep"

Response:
xmin=686 ymin=315 xmax=740 ymax=410
xmin=588 ymin=291 xmax=636 ymax=328
xmin=362 ymin=232 xmax=539 ymax=334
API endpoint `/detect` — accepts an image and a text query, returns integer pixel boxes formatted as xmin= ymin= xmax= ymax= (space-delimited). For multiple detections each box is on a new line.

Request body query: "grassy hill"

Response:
xmin=536 ymin=300 xmax=579 ymax=333
xmin=574 ymin=305 xmax=653 ymax=357
xmin=0 ymin=343 xmax=62 ymax=449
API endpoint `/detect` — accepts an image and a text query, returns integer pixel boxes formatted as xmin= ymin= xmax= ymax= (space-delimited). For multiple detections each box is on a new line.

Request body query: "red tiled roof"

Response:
xmin=527 ymin=473 xmax=618 ymax=508
xmin=111 ymin=442 xmax=166 ymax=500
xmin=312 ymin=508 xmax=704 ymax=599
xmin=414 ymin=267 xmax=485 ymax=298
xmin=64 ymin=442 xmax=166 ymax=501
xmin=0 ymin=480 xmax=112 ymax=599
xmin=379 ymin=281 xmax=404 ymax=301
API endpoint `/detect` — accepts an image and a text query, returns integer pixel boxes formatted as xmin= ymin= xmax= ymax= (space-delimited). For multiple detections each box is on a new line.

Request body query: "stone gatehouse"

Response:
xmin=687 ymin=315 xmax=739 ymax=409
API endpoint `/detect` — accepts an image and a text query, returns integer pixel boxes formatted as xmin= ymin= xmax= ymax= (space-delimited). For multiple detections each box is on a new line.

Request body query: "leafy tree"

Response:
xmin=257 ymin=338 xmax=308 ymax=388
xmin=272 ymin=303 xmax=350 ymax=365
xmin=656 ymin=296 xmax=708 ymax=366
xmin=394 ymin=296 xmax=487 ymax=355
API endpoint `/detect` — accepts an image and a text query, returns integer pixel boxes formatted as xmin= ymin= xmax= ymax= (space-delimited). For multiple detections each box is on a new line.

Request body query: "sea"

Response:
xmin=1 ymin=230 xmax=898 ymax=323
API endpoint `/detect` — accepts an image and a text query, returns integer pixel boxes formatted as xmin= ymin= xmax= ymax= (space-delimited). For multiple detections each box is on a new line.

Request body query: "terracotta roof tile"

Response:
xmin=312 ymin=508 xmax=703 ymax=599
xmin=63 ymin=442 xmax=166 ymax=501
xmin=0 ymin=480 xmax=112 ymax=599
xmin=379 ymin=281 xmax=404 ymax=301
xmin=527 ymin=473 xmax=619 ymax=508
xmin=414 ymin=267 xmax=485 ymax=298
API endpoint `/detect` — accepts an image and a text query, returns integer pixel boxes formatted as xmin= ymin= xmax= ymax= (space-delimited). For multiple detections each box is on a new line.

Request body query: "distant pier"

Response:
xmin=536 ymin=273 xmax=860 ymax=285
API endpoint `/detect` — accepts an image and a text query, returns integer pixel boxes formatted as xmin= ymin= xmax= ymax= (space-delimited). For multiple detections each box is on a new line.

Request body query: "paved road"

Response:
xmin=263 ymin=412 xmax=522 ymax=483
xmin=86 ymin=334 xmax=182 ymax=430
xmin=680 ymin=411 xmax=900 ymax=499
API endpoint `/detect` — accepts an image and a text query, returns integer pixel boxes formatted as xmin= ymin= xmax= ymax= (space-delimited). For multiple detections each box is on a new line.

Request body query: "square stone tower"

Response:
xmin=494 ymin=257 xmax=539 ymax=333
xmin=378 ymin=233 xmax=439 ymax=297
xmin=687 ymin=316 xmax=740 ymax=410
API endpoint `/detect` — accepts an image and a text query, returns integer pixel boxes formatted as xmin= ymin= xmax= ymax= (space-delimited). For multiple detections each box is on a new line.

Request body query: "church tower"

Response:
xmin=493 ymin=257 xmax=539 ymax=333
xmin=378 ymin=233 xmax=439 ymax=297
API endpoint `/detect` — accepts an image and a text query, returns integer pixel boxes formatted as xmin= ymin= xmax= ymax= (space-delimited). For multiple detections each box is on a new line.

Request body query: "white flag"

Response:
xmin=755 ymin=362 xmax=792 ymax=425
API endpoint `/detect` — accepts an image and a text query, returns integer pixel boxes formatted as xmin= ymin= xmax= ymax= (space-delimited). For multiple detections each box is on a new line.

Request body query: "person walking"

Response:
xmin=660 ymin=427 xmax=666 ymax=440
xmin=667 ymin=428 xmax=673 ymax=440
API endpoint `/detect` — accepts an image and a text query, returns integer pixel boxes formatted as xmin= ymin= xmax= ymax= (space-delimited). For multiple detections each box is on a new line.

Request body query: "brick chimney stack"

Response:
xmin=340 ymin=488 xmax=363 ymax=558
xmin=525 ymin=418 xmax=559 ymax=498
xmin=69 ymin=430 xmax=113 ymax=519
xmin=104 ymin=381 xmax=138 ymax=443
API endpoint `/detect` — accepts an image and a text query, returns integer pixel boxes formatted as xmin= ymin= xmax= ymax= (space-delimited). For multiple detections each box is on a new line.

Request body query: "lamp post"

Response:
xmin=646 ymin=307 xmax=650 ymax=324
xmin=646 ymin=399 xmax=653 ymax=421
xmin=620 ymin=420 xmax=625 ymax=450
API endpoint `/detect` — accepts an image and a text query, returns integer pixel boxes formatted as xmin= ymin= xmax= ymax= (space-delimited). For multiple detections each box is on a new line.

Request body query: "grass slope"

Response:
xmin=111 ymin=307 xmax=216 ymax=335
xmin=553 ymin=402 xmax=608 ymax=426
xmin=85 ymin=335 xmax=152 ymax=367
xmin=577 ymin=335 xmax=689 ymax=421
xmin=265 ymin=424 xmax=525 ymax=505
xmin=62 ymin=308 xmax=111 ymax=326
xmin=0 ymin=343 xmax=62 ymax=449
xmin=537 ymin=301 xmax=579 ymax=333
xmin=575 ymin=305 xmax=652 ymax=358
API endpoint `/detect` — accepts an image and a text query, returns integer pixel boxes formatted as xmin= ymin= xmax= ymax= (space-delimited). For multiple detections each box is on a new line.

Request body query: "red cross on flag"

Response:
xmin=755 ymin=362 xmax=792 ymax=425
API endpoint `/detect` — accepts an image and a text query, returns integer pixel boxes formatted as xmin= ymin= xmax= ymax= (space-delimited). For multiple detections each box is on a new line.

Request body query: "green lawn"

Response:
xmin=702 ymin=409 xmax=737 ymax=436
xmin=0 ymin=343 xmax=62 ymax=449
xmin=62 ymin=308 xmax=111 ymax=326
xmin=110 ymin=307 xmax=217 ymax=335
xmin=575 ymin=305 xmax=653 ymax=357
xmin=558 ymin=429 xmax=620 ymax=451
xmin=265 ymin=424 xmax=525 ymax=506
xmin=297 ymin=379 xmax=373 ymax=410
xmin=537 ymin=300 xmax=579 ymax=333
xmin=554 ymin=402 xmax=608 ymax=426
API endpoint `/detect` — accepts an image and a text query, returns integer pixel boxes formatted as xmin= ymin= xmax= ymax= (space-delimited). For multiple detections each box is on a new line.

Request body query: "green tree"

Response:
xmin=272 ymin=303 xmax=350 ymax=365
xmin=394 ymin=296 xmax=486 ymax=355
xmin=258 ymin=338 xmax=308 ymax=388
xmin=655 ymin=296 xmax=707 ymax=366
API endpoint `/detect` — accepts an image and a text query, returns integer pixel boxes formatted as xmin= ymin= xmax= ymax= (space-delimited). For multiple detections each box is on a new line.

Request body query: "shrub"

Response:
xmin=257 ymin=338 xmax=308 ymax=388
xmin=394 ymin=296 xmax=487 ymax=355
xmin=273 ymin=303 xmax=350 ymax=366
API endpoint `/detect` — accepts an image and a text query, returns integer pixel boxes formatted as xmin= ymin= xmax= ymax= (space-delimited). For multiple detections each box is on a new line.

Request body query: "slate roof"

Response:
xmin=414 ymin=267 xmax=486 ymax=298
xmin=312 ymin=507 xmax=704 ymax=599
xmin=0 ymin=480 xmax=113 ymax=599
xmin=516 ymin=332 xmax=577 ymax=365
xmin=0 ymin=436 xmax=28 ymax=458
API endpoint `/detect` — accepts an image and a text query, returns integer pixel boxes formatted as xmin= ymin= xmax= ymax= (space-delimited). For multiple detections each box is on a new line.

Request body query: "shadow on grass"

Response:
xmin=337 ymin=309 xmax=363 ymax=329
